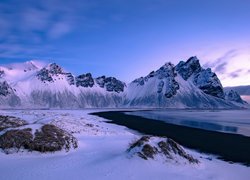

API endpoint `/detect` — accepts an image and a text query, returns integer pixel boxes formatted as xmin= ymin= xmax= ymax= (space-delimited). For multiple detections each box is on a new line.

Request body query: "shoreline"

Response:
xmin=91 ymin=110 xmax=250 ymax=166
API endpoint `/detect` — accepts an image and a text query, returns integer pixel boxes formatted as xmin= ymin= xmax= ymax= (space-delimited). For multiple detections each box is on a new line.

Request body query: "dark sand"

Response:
xmin=91 ymin=111 xmax=250 ymax=166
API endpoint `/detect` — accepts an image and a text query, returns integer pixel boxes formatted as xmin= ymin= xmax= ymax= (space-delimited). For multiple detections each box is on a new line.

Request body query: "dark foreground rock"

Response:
xmin=0 ymin=115 xmax=28 ymax=131
xmin=0 ymin=128 xmax=33 ymax=153
xmin=127 ymin=136 xmax=199 ymax=164
xmin=32 ymin=124 xmax=78 ymax=152
xmin=0 ymin=122 xmax=78 ymax=154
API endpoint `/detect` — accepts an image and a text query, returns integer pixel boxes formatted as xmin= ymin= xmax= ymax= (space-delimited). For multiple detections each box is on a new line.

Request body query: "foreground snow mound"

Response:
xmin=0 ymin=116 xmax=78 ymax=154
xmin=128 ymin=136 xmax=199 ymax=164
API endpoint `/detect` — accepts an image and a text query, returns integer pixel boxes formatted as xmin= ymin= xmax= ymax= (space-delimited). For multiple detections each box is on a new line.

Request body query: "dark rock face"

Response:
xmin=37 ymin=68 xmax=53 ymax=82
xmin=47 ymin=63 xmax=64 ymax=75
xmin=193 ymin=69 xmax=224 ymax=99
xmin=76 ymin=73 xmax=94 ymax=88
xmin=157 ymin=81 xmax=164 ymax=93
xmin=175 ymin=56 xmax=202 ymax=80
xmin=65 ymin=73 xmax=75 ymax=85
xmin=156 ymin=63 xmax=179 ymax=98
xmin=176 ymin=57 xmax=224 ymax=99
xmin=128 ymin=136 xmax=199 ymax=164
xmin=0 ymin=70 xmax=4 ymax=78
xmin=36 ymin=63 xmax=64 ymax=82
xmin=225 ymin=90 xmax=246 ymax=103
xmin=96 ymin=76 xmax=125 ymax=93
xmin=0 ymin=115 xmax=28 ymax=131
xmin=0 ymin=81 xmax=12 ymax=96
xmin=132 ymin=77 xmax=145 ymax=86
xmin=132 ymin=63 xmax=179 ymax=98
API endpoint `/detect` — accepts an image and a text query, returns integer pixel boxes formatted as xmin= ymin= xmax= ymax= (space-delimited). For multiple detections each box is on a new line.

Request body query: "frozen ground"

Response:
xmin=0 ymin=109 xmax=249 ymax=180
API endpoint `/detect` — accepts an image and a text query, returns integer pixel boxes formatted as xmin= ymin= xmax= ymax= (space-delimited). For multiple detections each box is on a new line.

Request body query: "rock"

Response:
xmin=76 ymin=73 xmax=94 ymax=87
xmin=157 ymin=81 xmax=164 ymax=93
xmin=47 ymin=63 xmax=64 ymax=75
xmin=132 ymin=77 xmax=145 ymax=86
xmin=32 ymin=124 xmax=78 ymax=152
xmin=0 ymin=81 xmax=12 ymax=96
xmin=193 ymin=68 xmax=224 ymax=99
xmin=36 ymin=63 xmax=65 ymax=82
xmin=0 ymin=70 xmax=4 ymax=78
xmin=0 ymin=128 xmax=33 ymax=153
xmin=96 ymin=76 xmax=125 ymax=93
xmin=225 ymin=90 xmax=246 ymax=104
xmin=175 ymin=56 xmax=202 ymax=80
xmin=157 ymin=63 xmax=179 ymax=98
xmin=0 ymin=121 xmax=78 ymax=153
xmin=132 ymin=63 xmax=179 ymax=98
xmin=128 ymin=136 xmax=199 ymax=164
xmin=65 ymin=73 xmax=75 ymax=85
xmin=37 ymin=68 xmax=53 ymax=82
xmin=0 ymin=115 xmax=28 ymax=131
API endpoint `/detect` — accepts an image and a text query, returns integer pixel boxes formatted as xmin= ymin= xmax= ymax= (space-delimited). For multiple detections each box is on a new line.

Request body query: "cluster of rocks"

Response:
xmin=76 ymin=73 xmax=94 ymax=88
xmin=96 ymin=76 xmax=125 ymax=93
xmin=0 ymin=116 xmax=78 ymax=154
xmin=0 ymin=81 xmax=12 ymax=97
xmin=0 ymin=115 xmax=28 ymax=131
xmin=37 ymin=68 xmax=54 ymax=82
xmin=36 ymin=63 xmax=125 ymax=93
xmin=36 ymin=63 xmax=65 ymax=82
xmin=128 ymin=136 xmax=199 ymax=164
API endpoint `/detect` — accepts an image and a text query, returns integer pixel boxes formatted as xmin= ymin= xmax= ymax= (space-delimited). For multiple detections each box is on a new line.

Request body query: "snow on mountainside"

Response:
xmin=224 ymin=86 xmax=250 ymax=95
xmin=125 ymin=57 xmax=246 ymax=108
xmin=224 ymin=85 xmax=250 ymax=104
xmin=0 ymin=57 xmax=247 ymax=109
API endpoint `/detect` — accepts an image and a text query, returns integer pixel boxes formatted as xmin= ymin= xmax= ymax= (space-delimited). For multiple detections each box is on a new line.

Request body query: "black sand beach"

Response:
xmin=91 ymin=111 xmax=250 ymax=166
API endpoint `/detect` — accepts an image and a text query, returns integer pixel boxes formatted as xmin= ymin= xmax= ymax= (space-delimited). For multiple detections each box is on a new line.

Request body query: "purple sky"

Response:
xmin=0 ymin=0 xmax=250 ymax=86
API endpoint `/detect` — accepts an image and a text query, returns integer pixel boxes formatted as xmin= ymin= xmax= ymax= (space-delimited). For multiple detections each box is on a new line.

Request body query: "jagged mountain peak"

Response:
xmin=0 ymin=60 xmax=43 ymax=72
xmin=96 ymin=76 xmax=126 ymax=93
xmin=175 ymin=56 xmax=202 ymax=80
xmin=0 ymin=58 xmax=248 ymax=109
xmin=225 ymin=89 xmax=247 ymax=104
xmin=46 ymin=63 xmax=65 ymax=74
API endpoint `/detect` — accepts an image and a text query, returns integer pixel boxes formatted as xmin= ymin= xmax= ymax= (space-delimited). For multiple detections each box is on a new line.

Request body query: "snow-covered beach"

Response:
xmin=0 ymin=109 xmax=249 ymax=180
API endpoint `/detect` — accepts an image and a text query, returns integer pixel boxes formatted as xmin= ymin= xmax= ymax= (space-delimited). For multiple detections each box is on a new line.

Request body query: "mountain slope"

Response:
xmin=125 ymin=57 xmax=244 ymax=108
xmin=0 ymin=57 xmax=247 ymax=109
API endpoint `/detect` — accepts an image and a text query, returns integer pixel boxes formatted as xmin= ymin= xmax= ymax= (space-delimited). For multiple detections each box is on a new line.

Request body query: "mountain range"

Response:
xmin=0 ymin=57 xmax=248 ymax=109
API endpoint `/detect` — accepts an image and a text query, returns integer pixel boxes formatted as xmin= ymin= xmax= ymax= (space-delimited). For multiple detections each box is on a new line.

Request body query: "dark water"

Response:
xmin=91 ymin=110 xmax=250 ymax=166
xmin=127 ymin=109 xmax=250 ymax=137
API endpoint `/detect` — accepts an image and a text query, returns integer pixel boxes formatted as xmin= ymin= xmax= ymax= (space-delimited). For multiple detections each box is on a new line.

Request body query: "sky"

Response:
xmin=0 ymin=0 xmax=250 ymax=86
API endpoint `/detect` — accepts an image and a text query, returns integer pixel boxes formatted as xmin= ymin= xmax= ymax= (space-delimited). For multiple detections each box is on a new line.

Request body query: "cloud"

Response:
xmin=228 ymin=69 xmax=243 ymax=79
xmin=48 ymin=20 xmax=72 ymax=39
xmin=204 ymin=49 xmax=238 ymax=73
xmin=21 ymin=8 xmax=50 ymax=32
xmin=214 ymin=62 xmax=227 ymax=73
xmin=0 ymin=0 xmax=88 ymax=59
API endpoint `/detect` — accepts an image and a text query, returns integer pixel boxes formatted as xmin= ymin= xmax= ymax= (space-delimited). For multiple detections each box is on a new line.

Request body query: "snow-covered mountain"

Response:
xmin=224 ymin=85 xmax=250 ymax=104
xmin=224 ymin=85 xmax=250 ymax=95
xmin=0 ymin=57 xmax=247 ymax=109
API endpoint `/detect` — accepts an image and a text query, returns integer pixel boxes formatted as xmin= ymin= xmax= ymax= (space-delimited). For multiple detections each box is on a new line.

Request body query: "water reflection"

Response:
xmin=179 ymin=120 xmax=238 ymax=133
xmin=126 ymin=110 xmax=249 ymax=135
